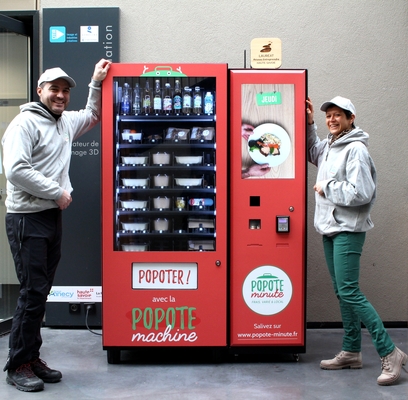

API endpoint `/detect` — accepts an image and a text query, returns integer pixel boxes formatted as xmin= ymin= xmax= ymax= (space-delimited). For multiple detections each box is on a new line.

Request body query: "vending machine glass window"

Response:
xmin=113 ymin=75 xmax=219 ymax=252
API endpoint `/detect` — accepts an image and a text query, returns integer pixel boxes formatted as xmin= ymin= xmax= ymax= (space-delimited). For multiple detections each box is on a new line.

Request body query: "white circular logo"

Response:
xmin=242 ymin=265 xmax=293 ymax=315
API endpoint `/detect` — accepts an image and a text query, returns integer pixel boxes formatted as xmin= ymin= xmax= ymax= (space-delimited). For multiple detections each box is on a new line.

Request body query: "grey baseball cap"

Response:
xmin=37 ymin=67 xmax=76 ymax=88
xmin=320 ymin=96 xmax=356 ymax=116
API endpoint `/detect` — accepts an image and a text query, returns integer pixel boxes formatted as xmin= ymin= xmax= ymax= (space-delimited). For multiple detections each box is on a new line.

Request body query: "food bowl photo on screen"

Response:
xmin=121 ymin=155 xmax=148 ymax=165
xmin=247 ymin=123 xmax=291 ymax=167
xmin=120 ymin=200 xmax=147 ymax=209
xmin=175 ymin=178 xmax=202 ymax=187
xmin=122 ymin=178 xmax=149 ymax=187
xmin=175 ymin=156 xmax=202 ymax=165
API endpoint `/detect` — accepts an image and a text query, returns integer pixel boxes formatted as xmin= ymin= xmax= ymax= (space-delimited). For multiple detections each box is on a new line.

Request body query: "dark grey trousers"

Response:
xmin=4 ymin=208 xmax=62 ymax=370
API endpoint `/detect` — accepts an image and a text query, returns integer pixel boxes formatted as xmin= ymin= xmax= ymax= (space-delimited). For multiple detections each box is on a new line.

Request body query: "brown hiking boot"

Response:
xmin=320 ymin=351 xmax=363 ymax=370
xmin=377 ymin=347 xmax=408 ymax=386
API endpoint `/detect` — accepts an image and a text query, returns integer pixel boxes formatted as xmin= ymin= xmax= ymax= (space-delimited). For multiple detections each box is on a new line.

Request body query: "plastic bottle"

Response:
xmin=193 ymin=86 xmax=202 ymax=115
xmin=153 ymin=79 xmax=162 ymax=115
xmin=173 ymin=80 xmax=182 ymax=114
xmin=182 ymin=87 xmax=192 ymax=115
xmin=163 ymin=83 xmax=172 ymax=114
xmin=120 ymin=82 xmax=131 ymax=115
xmin=142 ymin=80 xmax=151 ymax=115
xmin=204 ymin=91 xmax=214 ymax=115
xmin=133 ymin=83 xmax=141 ymax=115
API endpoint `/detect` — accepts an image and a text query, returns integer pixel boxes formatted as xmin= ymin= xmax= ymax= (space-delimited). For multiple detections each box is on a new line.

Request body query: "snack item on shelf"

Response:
xmin=120 ymin=200 xmax=147 ymax=209
xmin=152 ymin=152 xmax=170 ymax=165
xmin=153 ymin=196 xmax=170 ymax=209
xmin=122 ymin=178 xmax=149 ymax=187
xmin=190 ymin=127 xmax=215 ymax=141
xmin=188 ymin=219 xmax=215 ymax=229
xmin=153 ymin=174 xmax=170 ymax=187
xmin=175 ymin=197 xmax=185 ymax=209
xmin=121 ymin=221 xmax=148 ymax=231
xmin=122 ymin=130 xmax=142 ymax=141
xmin=122 ymin=243 xmax=148 ymax=252
xmin=165 ymin=127 xmax=190 ymax=141
xmin=146 ymin=134 xmax=162 ymax=142
xmin=175 ymin=156 xmax=202 ymax=165
xmin=188 ymin=198 xmax=214 ymax=207
xmin=175 ymin=177 xmax=202 ymax=187
xmin=121 ymin=155 xmax=148 ymax=165
xmin=154 ymin=218 xmax=169 ymax=231
xmin=188 ymin=240 xmax=215 ymax=251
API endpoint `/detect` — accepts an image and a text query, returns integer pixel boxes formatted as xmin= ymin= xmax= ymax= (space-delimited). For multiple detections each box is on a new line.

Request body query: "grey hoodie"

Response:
xmin=307 ymin=123 xmax=376 ymax=236
xmin=1 ymin=80 xmax=102 ymax=213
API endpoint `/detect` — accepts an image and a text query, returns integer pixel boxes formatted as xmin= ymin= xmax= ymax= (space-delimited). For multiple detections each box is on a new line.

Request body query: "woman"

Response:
xmin=306 ymin=96 xmax=407 ymax=386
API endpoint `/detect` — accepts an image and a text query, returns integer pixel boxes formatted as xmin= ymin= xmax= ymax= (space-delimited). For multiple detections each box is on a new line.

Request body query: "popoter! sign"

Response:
xmin=132 ymin=262 xmax=198 ymax=289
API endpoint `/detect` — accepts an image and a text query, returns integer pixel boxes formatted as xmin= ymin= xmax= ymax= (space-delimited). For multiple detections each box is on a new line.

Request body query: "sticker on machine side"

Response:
xmin=242 ymin=265 xmax=292 ymax=315
xmin=47 ymin=286 xmax=102 ymax=302
xmin=132 ymin=262 xmax=198 ymax=289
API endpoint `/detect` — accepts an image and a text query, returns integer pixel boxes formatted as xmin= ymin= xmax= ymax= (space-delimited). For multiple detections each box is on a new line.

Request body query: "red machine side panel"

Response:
xmin=229 ymin=69 xmax=307 ymax=349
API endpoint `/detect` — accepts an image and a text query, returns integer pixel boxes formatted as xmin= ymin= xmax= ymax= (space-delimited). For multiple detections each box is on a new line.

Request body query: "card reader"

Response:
xmin=276 ymin=216 xmax=290 ymax=233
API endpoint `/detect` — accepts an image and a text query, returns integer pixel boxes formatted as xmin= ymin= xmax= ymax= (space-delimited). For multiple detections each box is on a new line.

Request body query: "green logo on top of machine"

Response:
xmin=141 ymin=66 xmax=187 ymax=77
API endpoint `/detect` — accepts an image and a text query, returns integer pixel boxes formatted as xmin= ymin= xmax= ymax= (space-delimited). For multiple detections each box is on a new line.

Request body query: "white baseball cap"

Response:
xmin=320 ymin=96 xmax=356 ymax=116
xmin=37 ymin=67 xmax=76 ymax=88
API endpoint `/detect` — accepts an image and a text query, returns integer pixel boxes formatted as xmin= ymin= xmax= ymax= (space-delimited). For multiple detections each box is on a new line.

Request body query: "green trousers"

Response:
xmin=322 ymin=232 xmax=394 ymax=357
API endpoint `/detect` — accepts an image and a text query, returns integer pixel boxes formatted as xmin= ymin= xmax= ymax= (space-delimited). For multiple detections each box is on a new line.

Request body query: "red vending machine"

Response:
xmin=101 ymin=63 xmax=228 ymax=363
xmin=229 ymin=69 xmax=307 ymax=356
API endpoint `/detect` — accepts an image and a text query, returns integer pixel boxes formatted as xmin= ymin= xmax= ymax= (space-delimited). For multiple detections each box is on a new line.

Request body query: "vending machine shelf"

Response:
xmin=118 ymin=114 xmax=215 ymax=123
xmin=117 ymin=210 xmax=216 ymax=216
xmin=117 ymin=166 xmax=215 ymax=172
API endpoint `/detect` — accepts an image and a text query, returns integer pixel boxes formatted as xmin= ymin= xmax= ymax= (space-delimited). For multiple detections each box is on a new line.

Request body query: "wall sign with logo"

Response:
xmin=250 ymin=38 xmax=282 ymax=69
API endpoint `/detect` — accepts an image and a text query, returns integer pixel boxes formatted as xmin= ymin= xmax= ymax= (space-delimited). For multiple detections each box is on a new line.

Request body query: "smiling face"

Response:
xmin=325 ymin=105 xmax=355 ymax=136
xmin=37 ymin=78 xmax=71 ymax=115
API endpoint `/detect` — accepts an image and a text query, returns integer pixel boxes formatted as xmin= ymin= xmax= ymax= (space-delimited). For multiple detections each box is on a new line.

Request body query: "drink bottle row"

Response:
xmin=119 ymin=79 xmax=215 ymax=116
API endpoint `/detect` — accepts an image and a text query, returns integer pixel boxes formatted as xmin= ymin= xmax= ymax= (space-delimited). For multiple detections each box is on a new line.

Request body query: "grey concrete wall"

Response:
xmin=39 ymin=0 xmax=408 ymax=323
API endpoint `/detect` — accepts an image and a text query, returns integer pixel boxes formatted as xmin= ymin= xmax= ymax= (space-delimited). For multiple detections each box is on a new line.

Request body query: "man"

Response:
xmin=1 ymin=59 xmax=111 ymax=392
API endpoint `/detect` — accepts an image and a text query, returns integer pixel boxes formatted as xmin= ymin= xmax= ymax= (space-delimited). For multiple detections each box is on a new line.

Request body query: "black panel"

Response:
xmin=42 ymin=8 xmax=119 ymax=326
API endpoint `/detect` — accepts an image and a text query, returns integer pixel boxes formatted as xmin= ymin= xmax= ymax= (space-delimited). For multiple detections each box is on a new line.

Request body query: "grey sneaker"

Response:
xmin=377 ymin=346 xmax=408 ymax=386
xmin=6 ymin=363 xmax=44 ymax=392
xmin=320 ymin=351 xmax=363 ymax=370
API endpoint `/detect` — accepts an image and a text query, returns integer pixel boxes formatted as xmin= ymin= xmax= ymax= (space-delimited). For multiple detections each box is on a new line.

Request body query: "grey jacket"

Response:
xmin=307 ymin=123 xmax=376 ymax=236
xmin=2 ymin=80 xmax=102 ymax=213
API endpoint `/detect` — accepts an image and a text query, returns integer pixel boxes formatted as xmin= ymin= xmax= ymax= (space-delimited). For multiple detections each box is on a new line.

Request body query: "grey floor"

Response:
xmin=0 ymin=328 xmax=407 ymax=399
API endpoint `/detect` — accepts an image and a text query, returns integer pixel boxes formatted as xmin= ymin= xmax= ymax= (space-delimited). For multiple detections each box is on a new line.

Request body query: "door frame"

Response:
xmin=1 ymin=11 xmax=39 ymax=100
xmin=0 ymin=10 xmax=39 ymax=335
